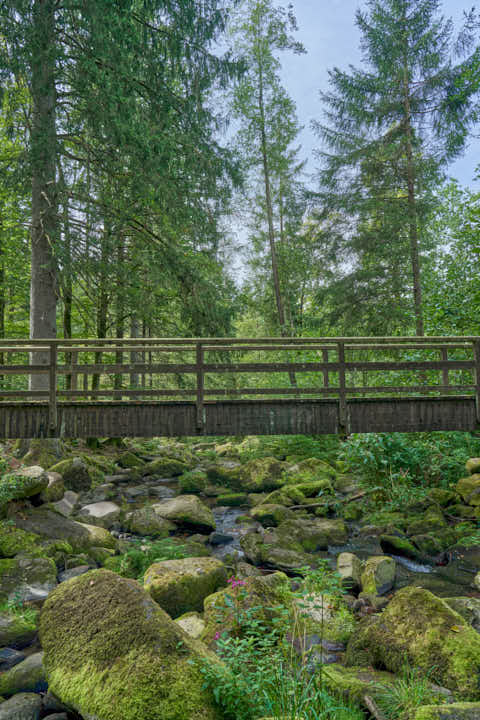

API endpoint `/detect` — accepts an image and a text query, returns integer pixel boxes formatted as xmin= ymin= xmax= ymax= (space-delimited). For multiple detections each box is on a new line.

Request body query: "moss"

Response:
xmin=0 ymin=555 xmax=57 ymax=603
xmin=216 ymin=493 xmax=247 ymax=506
xmin=0 ymin=652 xmax=46 ymax=695
xmin=428 ymin=488 xmax=457 ymax=507
xmin=40 ymin=569 xmax=223 ymax=720
xmin=343 ymin=503 xmax=363 ymax=521
xmin=0 ymin=467 xmax=48 ymax=507
xmin=142 ymin=457 xmax=188 ymax=477
xmin=322 ymin=664 xmax=397 ymax=704
xmin=411 ymin=534 xmax=445 ymax=556
xmin=346 ymin=586 xmax=480 ymax=699
xmin=261 ymin=485 xmax=306 ymax=507
xmin=380 ymin=534 xmax=424 ymax=560
xmin=49 ymin=458 xmax=92 ymax=492
xmin=0 ymin=522 xmax=43 ymax=559
xmin=241 ymin=457 xmax=286 ymax=492
xmin=153 ymin=496 xmax=215 ymax=532
xmin=407 ymin=509 xmax=446 ymax=536
xmin=0 ymin=609 xmax=38 ymax=648
xmin=413 ymin=703 xmax=480 ymax=719
xmin=206 ymin=464 xmax=243 ymax=490
xmin=125 ymin=507 xmax=176 ymax=537
xmin=179 ymin=471 xmax=208 ymax=494
xmin=201 ymin=571 xmax=290 ymax=645
xmin=456 ymin=475 xmax=480 ymax=506
xmin=275 ymin=517 xmax=347 ymax=552
xmin=144 ymin=557 xmax=227 ymax=618
xmin=250 ymin=503 xmax=291 ymax=527
xmin=22 ymin=439 xmax=63 ymax=469
xmin=360 ymin=556 xmax=395 ymax=595
xmin=116 ymin=451 xmax=145 ymax=469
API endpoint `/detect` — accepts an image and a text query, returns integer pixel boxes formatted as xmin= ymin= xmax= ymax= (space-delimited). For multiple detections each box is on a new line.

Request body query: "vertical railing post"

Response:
xmin=474 ymin=340 xmax=480 ymax=424
xmin=49 ymin=341 xmax=57 ymax=436
xmin=196 ymin=342 xmax=205 ymax=433
xmin=70 ymin=349 xmax=78 ymax=394
xmin=338 ymin=341 xmax=347 ymax=433
xmin=441 ymin=347 xmax=449 ymax=393
xmin=322 ymin=349 xmax=329 ymax=391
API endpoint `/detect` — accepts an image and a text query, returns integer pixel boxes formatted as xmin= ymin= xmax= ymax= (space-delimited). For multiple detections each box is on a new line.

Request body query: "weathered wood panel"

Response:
xmin=348 ymin=397 xmax=477 ymax=433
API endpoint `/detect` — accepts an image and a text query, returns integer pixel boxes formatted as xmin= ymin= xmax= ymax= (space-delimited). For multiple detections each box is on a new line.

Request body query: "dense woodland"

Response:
xmin=1 ymin=0 xmax=480 ymax=346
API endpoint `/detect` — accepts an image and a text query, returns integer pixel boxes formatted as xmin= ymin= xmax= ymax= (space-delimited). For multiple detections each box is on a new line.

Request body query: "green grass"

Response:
xmin=375 ymin=666 xmax=445 ymax=720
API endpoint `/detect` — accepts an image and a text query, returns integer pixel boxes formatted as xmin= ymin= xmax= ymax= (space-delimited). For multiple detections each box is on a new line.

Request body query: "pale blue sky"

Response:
xmin=280 ymin=0 xmax=480 ymax=188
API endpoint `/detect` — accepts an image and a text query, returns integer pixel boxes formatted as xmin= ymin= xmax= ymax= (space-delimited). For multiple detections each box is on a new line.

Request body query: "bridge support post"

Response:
xmin=196 ymin=342 xmax=205 ymax=434
xmin=474 ymin=340 xmax=480 ymax=424
xmin=338 ymin=341 xmax=348 ymax=434
xmin=48 ymin=341 xmax=57 ymax=437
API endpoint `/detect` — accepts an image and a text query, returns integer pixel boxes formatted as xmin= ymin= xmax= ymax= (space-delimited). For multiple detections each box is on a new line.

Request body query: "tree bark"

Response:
xmin=92 ymin=229 xmax=110 ymax=392
xmin=114 ymin=237 xmax=125 ymax=395
xmin=30 ymin=0 xmax=58 ymax=389
xmin=402 ymin=42 xmax=424 ymax=337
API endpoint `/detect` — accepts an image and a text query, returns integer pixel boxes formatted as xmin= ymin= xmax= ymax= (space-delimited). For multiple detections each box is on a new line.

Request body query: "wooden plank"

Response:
xmin=0 ymin=366 xmax=50 ymax=374
xmin=48 ymin=343 xmax=57 ymax=434
xmin=196 ymin=342 xmax=204 ymax=431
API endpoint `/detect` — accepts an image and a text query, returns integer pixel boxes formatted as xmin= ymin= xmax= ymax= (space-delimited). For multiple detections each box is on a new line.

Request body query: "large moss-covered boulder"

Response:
xmin=144 ymin=557 xmax=227 ymax=618
xmin=444 ymin=598 xmax=480 ymax=633
xmin=456 ymin=475 xmax=480 ymax=506
xmin=239 ymin=531 xmax=311 ymax=571
xmin=346 ymin=586 xmax=480 ymax=699
xmin=0 ymin=609 xmax=37 ymax=649
xmin=142 ymin=457 xmax=188 ymax=477
xmin=0 ymin=466 xmax=48 ymax=507
xmin=322 ymin=664 xmax=397 ymax=704
xmin=0 ymin=556 xmax=56 ymax=604
xmin=125 ymin=507 xmax=176 ymax=537
xmin=0 ymin=652 xmax=46 ymax=696
xmin=241 ymin=458 xmax=285 ymax=492
xmin=152 ymin=496 xmax=215 ymax=532
xmin=414 ymin=704 xmax=480 ymax=719
xmin=117 ymin=451 xmax=145 ymax=469
xmin=360 ymin=556 xmax=395 ymax=596
xmin=275 ymin=517 xmax=347 ymax=552
xmin=466 ymin=459 xmax=480 ymax=475
xmin=0 ymin=522 xmax=43 ymax=559
xmin=49 ymin=458 xmax=92 ymax=492
xmin=201 ymin=571 xmax=290 ymax=645
xmin=13 ymin=507 xmax=116 ymax=553
xmin=250 ymin=504 xmax=292 ymax=527
xmin=39 ymin=471 xmax=64 ymax=503
xmin=40 ymin=569 xmax=223 ymax=720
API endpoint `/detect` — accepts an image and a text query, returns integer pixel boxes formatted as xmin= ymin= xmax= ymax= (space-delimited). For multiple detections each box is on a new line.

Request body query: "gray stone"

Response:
xmin=0 ymin=652 xmax=46 ymax=695
xmin=337 ymin=552 xmax=362 ymax=591
xmin=0 ymin=648 xmax=26 ymax=671
xmin=0 ymin=612 xmax=37 ymax=649
xmin=0 ymin=693 xmax=42 ymax=720
xmin=209 ymin=532 xmax=234 ymax=546
xmin=153 ymin=495 xmax=216 ymax=532
xmin=58 ymin=565 xmax=91 ymax=583
xmin=52 ymin=490 xmax=78 ymax=517
xmin=0 ymin=556 xmax=57 ymax=605
xmin=77 ymin=501 xmax=120 ymax=529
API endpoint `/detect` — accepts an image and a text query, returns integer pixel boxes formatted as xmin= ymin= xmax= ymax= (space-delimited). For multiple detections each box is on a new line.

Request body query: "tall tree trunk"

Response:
xmin=30 ymin=0 xmax=58 ymax=389
xmin=0 ymin=214 xmax=5 ymax=390
xmin=92 ymin=229 xmax=109 ymax=392
xmin=130 ymin=314 xmax=140 ymax=393
xmin=258 ymin=65 xmax=296 ymax=387
xmin=402 ymin=48 xmax=424 ymax=337
xmin=114 ymin=238 xmax=125 ymax=395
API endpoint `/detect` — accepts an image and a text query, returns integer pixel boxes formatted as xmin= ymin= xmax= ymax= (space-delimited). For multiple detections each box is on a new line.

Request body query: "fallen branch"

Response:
xmin=363 ymin=695 xmax=387 ymax=720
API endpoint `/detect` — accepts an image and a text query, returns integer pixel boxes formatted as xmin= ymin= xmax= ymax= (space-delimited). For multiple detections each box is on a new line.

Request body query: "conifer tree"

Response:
xmin=315 ymin=0 xmax=469 ymax=336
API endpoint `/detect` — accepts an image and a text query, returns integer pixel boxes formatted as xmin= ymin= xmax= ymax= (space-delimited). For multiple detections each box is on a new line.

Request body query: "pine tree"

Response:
xmin=314 ymin=0 xmax=469 ymax=336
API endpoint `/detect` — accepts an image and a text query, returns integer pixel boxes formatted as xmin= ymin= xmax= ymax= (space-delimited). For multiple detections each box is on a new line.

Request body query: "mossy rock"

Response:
xmin=380 ymin=534 xmax=424 ymax=561
xmin=39 ymin=569 xmax=224 ymax=720
xmin=241 ymin=458 xmax=286 ymax=492
xmin=322 ymin=663 xmax=397 ymax=704
xmin=0 ymin=609 xmax=38 ymax=649
xmin=0 ymin=555 xmax=57 ymax=604
xmin=466 ymin=458 xmax=480 ymax=475
xmin=125 ymin=507 xmax=176 ymax=538
xmin=346 ymin=586 xmax=480 ymax=699
xmin=152 ymin=496 xmax=215 ymax=533
xmin=0 ymin=652 xmax=46 ymax=696
xmin=456 ymin=475 xmax=480 ymax=506
xmin=428 ymin=488 xmax=457 ymax=507
xmin=216 ymin=493 xmax=247 ymax=507
xmin=116 ymin=451 xmax=145 ymax=469
xmin=179 ymin=471 xmax=208 ymax=494
xmin=261 ymin=484 xmax=306 ymax=507
xmin=444 ymin=597 xmax=480 ymax=633
xmin=337 ymin=552 xmax=362 ymax=591
xmin=286 ymin=458 xmax=337 ymax=483
xmin=206 ymin=464 xmax=243 ymax=490
xmin=360 ymin=556 xmax=395 ymax=596
xmin=0 ymin=466 xmax=48 ymax=507
xmin=412 ymin=534 xmax=445 ymax=556
xmin=142 ymin=457 xmax=188 ymax=477
xmin=13 ymin=506 xmax=116 ymax=553
xmin=49 ymin=458 xmax=92 ymax=492
xmin=0 ymin=522 xmax=43 ymax=559
xmin=22 ymin=439 xmax=64 ymax=469
xmin=40 ymin=471 xmax=65 ymax=503
xmin=250 ymin=503 xmax=292 ymax=527
xmin=175 ymin=611 xmax=206 ymax=639
xmin=239 ymin=531 xmax=311 ymax=571
xmin=201 ymin=571 xmax=290 ymax=645
xmin=144 ymin=557 xmax=227 ymax=618
xmin=407 ymin=508 xmax=446 ymax=536
xmin=342 ymin=503 xmax=363 ymax=521
xmin=275 ymin=517 xmax=347 ymax=552
xmin=413 ymin=703 xmax=480 ymax=719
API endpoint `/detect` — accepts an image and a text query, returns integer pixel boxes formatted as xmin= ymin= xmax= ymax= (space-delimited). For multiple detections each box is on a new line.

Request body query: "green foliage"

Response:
xmin=113 ymin=538 xmax=191 ymax=582
xmin=0 ymin=593 xmax=38 ymax=627
xmin=375 ymin=666 xmax=444 ymax=720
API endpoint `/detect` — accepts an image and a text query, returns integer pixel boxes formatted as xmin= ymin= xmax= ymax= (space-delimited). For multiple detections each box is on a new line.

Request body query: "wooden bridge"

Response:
xmin=0 ymin=336 xmax=479 ymax=438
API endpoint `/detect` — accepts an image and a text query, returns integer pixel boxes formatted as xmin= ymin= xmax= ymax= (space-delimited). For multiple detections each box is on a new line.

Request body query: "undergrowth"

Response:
xmin=115 ymin=538 xmax=190 ymax=581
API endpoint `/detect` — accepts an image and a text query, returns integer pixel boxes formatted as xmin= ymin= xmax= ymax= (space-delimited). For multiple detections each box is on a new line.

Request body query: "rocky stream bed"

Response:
xmin=0 ymin=436 xmax=480 ymax=719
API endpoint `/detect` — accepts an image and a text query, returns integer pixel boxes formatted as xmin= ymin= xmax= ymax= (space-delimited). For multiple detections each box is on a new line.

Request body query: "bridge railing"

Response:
xmin=0 ymin=337 xmax=478 ymax=432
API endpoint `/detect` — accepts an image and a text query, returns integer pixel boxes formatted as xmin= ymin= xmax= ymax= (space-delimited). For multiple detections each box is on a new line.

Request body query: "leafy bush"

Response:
xmin=115 ymin=538 xmax=191 ymax=581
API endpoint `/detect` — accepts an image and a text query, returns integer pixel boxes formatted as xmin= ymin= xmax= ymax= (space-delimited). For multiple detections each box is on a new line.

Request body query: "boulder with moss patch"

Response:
xmin=0 ymin=609 xmax=38 ymax=649
xmin=275 ymin=517 xmax=347 ymax=552
xmin=346 ymin=586 xmax=480 ymax=699
xmin=322 ymin=663 xmax=397 ymax=704
xmin=0 ymin=652 xmax=46 ymax=696
xmin=144 ymin=557 xmax=227 ymax=618
xmin=124 ymin=507 xmax=176 ymax=537
xmin=360 ymin=556 xmax=395 ymax=596
xmin=39 ymin=471 xmax=64 ymax=503
xmin=456 ymin=475 xmax=480 ymax=506
xmin=21 ymin=439 xmax=64 ymax=469
xmin=13 ymin=507 xmax=116 ymax=553
xmin=201 ymin=571 xmax=290 ymax=645
xmin=40 ymin=568 xmax=223 ymax=720
xmin=466 ymin=458 xmax=480 ymax=475
xmin=179 ymin=471 xmax=208 ymax=494
xmin=152 ymin=495 xmax=215 ymax=532
xmin=0 ymin=555 xmax=56 ymax=604
xmin=49 ymin=458 xmax=92 ymax=492
xmin=142 ymin=457 xmax=188 ymax=477
xmin=117 ymin=451 xmax=145 ymax=469
xmin=0 ymin=466 xmax=48 ymax=507
xmin=216 ymin=493 xmax=247 ymax=507
xmin=414 ymin=703 xmax=480 ymax=719
xmin=250 ymin=504 xmax=292 ymax=527
xmin=76 ymin=501 xmax=121 ymax=529
xmin=337 ymin=552 xmax=362 ymax=591
xmin=175 ymin=611 xmax=206 ymax=639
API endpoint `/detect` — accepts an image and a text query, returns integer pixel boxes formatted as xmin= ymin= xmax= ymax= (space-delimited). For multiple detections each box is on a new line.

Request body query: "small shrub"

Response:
xmin=115 ymin=538 xmax=191 ymax=581
xmin=375 ymin=665 xmax=445 ymax=720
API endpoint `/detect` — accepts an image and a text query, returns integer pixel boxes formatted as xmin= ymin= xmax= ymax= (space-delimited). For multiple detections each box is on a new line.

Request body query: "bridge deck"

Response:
xmin=0 ymin=336 xmax=478 ymax=437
